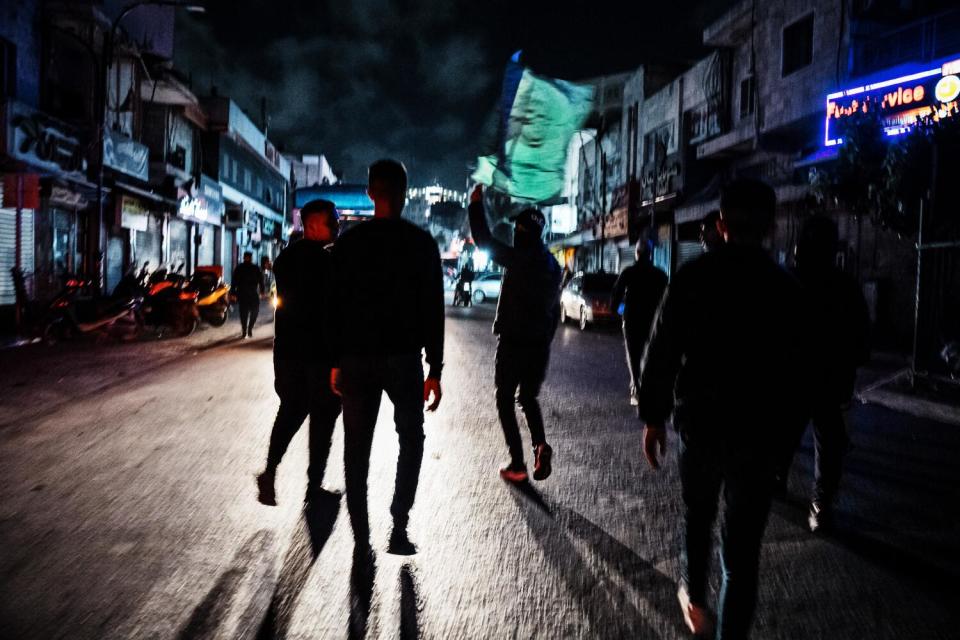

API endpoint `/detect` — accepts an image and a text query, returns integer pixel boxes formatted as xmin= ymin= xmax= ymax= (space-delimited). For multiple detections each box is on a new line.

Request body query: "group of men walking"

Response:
xmin=249 ymin=161 xmax=867 ymax=639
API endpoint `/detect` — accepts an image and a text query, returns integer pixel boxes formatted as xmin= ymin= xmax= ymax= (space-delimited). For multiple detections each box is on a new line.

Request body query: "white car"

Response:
xmin=471 ymin=272 xmax=503 ymax=304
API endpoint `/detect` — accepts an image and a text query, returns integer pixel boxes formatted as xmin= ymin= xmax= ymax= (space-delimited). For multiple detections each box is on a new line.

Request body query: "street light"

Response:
xmin=92 ymin=1 xmax=205 ymax=293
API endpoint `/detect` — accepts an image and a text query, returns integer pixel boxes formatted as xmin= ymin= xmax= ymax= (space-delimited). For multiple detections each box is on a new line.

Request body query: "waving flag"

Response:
xmin=473 ymin=52 xmax=594 ymax=203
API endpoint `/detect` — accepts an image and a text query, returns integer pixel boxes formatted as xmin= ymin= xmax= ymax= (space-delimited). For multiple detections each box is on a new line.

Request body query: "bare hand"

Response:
xmin=330 ymin=368 xmax=343 ymax=397
xmin=424 ymin=377 xmax=442 ymax=411
xmin=470 ymin=184 xmax=483 ymax=204
xmin=643 ymin=425 xmax=666 ymax=470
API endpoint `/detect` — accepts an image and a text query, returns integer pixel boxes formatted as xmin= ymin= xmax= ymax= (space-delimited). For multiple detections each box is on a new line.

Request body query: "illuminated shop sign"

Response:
xmin=825 ymin=57 xmax=960 ymax=146
xmin=294 ymin=184 xmax=374 ymax=218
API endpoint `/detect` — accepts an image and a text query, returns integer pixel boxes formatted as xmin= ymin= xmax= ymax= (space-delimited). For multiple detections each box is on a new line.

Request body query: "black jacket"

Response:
xmin=612 ymin=260 xmax=668 ymax=337
xmin=272 ymin=240 xmax=335 ymax=363
xmin=331 ymin=218 xmax=444 ymax=379
xmin=637 ymin=244 xmax=811 ymax=434
xmin=231 ymin=262 xmax=264 ymax=300
xmin=468 ymin=201 xmax=562 ymax=343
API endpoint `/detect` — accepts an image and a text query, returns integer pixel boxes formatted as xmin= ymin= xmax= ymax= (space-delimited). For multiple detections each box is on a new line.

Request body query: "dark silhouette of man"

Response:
xmin=330 ymin=159 xmax=444 ymax=556
xmin=256 ymin=200 xmax=341 ymax=506
xmin=700 ymin=210 xmax=723 ymax=253
xmin=781 ymin=215 xmax=869 ymax=532
xmin=611 ymin=238 xmax=667 ymax=406
xmin=637 ymin=179 xmax=809 ymax=639
xmin=468 ymin=185 xmax=562 ymax=483
xmin=232 ymin=251 xmax=265 ymax=338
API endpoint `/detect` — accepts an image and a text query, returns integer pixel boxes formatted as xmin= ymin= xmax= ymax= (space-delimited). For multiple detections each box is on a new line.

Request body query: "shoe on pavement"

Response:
xmin=630 ymin=395 xmax=639 ymax=406
xmin=304 ymin=486 xmax=340 ymax=505
xmin=677 ymin=585 xmax=714 ymax=637
xmin=808 ymin=500 xmax=832 ymax=533
xmin=533 ymin=443 xmax=553 ymax=481
xmin=247 ymin=328 xmax=254 ymax=338
xmin=256 ymin=471 xmax=277 ymax=506
xmin=499 ymin=462 xmax=528 ymax=483
xmin=387 ymin=527 xmax=418 ymax=556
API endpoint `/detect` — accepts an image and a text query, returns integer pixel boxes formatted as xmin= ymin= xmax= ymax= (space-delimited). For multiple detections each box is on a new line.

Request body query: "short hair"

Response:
xmin=701 ymin=210 xmax=720 ymax=229
xmin=300 ymin=199 xmax=338 ymax=224
xmin=368 ymin=159 xmax=408 ymax=200
xmin=719 ymin=178 xmax=776 ymax=239
xmin=243 ymin=251 xmax=253 ymax=259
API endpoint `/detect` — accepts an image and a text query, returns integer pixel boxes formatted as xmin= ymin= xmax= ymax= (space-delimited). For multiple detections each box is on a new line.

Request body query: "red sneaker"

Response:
xmin=533 ymin=443 xmax=553 ymax=481
xmin=499 ymin=462 xmax=528 ymax=482
xmin=677 ymin=585 xmax=714 ymax=636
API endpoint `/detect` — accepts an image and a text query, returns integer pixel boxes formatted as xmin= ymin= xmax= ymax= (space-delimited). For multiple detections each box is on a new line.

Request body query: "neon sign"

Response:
xmin=825 ymin=57 xmax=960 ymax=146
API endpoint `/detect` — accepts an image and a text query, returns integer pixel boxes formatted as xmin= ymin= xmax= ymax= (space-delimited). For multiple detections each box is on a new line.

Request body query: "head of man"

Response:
xmin=300 ymin=199 xmax=340 ymax=244
xmin=635 ymin=236 xmax=652 ymax=262
xmin=718 ymin=178 xmax=776 ymax=246
xmin=510 ymin=207 xmax=546 ymax=250
xmin=796 ymin=215 xmax=838 ymax=272
xmin=699 ymin=210 xmax=723 ymax=252
xmin=368 ymin=159 xmax=408 ymax=218
xmin=243 ymin=251 xmax=253 ymax=264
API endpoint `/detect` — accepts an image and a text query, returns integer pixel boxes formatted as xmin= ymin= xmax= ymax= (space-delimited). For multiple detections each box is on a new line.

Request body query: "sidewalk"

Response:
xmin=856 ymin=353 xmax=960 ymax=426
xmin=0 ymin=302 xmax=274 ymax=428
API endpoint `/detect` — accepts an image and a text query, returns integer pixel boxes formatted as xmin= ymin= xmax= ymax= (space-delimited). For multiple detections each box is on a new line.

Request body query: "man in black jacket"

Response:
xmin=637 ymin=179 xmax=809 ymax=639
xmin=612 ymin=239 xmax=667 ymax=406
xmin=231 ymin=251 xmax=265 ymax=338
xmin=468 ymin=185 xmax=562 ymax=483
xmin=330 ymin=159 xmax=444 ymax=556
xmin=255 ymin=200 xmax=340 ymax=506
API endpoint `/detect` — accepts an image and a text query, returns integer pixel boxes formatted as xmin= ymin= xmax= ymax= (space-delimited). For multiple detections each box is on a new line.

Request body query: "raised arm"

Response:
xmin=468 ymin=185 xmax=517 ymax=269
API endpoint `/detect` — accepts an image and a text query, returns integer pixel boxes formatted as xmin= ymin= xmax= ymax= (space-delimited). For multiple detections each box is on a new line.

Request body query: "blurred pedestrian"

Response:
xmin=330 ymin=159 xmax=444 ymax=556
xmin=454 ymin=259 xmax=475 ymax=307
xmin=779 ymin=215 xmax=869 ymax=532
xmin=700 ymin=210 xmax=723 ymax=253
xmin=255 ymin=200 xmax=341 ymax=506
xmin=637 ymin=179 xmax=809 ymax=639
xmin=611 ymin=238 xmax=667 ymax=405
xmin=468 ymin=185 xmax=562 ymax=483
xmin=231 ymin=251 xmax=265 ymax=338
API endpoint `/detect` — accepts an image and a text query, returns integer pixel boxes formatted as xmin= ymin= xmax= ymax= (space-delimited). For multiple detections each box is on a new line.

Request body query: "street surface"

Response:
xmin=0 ymin=301 xmax=957 ymax=639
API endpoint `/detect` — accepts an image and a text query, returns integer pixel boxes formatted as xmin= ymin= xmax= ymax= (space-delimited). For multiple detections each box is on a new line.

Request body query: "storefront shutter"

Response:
xmin=0 ymin=209 xmax=15 ymax=305
xmin=676 ymin=241 xmax=703 ymax=269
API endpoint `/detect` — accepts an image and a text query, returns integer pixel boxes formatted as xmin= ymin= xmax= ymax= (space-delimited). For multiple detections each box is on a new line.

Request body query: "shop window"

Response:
xmin=739 ymin=76 xmax=756 ymax=120
xmin=782 ymin=14 xmax=814 ymax=77
xmin=1 ymin=37 xmax=15 ymax=98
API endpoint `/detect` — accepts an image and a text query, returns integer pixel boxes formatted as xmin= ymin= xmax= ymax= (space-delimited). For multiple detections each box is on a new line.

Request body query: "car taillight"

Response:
xmin=179 ymin=291 xmax=198 ymax=301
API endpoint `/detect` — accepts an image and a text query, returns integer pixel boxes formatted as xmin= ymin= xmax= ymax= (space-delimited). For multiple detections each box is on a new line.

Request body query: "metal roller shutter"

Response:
xmin=0 ymin=209 xmax=15 ymax=305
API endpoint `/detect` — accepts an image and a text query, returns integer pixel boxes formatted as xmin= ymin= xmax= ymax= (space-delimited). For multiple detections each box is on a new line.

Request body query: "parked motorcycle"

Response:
xmin=187 ymin=265 xmax=230 ymax=327
xmin=136 ymin=262 xmax=199 ymax=337
xmin=43 ymin=274 xmax=143 ymax=344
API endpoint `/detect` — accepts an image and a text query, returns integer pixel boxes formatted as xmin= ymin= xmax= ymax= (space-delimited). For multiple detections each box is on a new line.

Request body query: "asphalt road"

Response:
xmin=0 ymin=302 xmax=956 ymax=639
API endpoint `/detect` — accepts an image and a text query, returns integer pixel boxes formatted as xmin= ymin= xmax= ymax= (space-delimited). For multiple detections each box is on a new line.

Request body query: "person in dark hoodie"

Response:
xmin=231 ymin=251 xmax=265 ymax=338
xmin=468 ymin=184 xmax=562 ymax=483
xmin=255 ymin=200 xmax=341 ymax=506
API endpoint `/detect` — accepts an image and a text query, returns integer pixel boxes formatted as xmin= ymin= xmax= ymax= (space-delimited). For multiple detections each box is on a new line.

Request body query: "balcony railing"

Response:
xmin=852 ymin=9 xmax=960 ymax=78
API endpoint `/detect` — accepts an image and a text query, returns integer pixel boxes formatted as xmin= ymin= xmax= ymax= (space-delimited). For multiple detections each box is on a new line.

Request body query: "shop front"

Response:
xmin=177 ymin=175 xmax=224 ymax=271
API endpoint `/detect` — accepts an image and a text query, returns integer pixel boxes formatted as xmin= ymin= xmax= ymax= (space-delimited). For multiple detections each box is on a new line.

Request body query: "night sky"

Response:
xmin=175 ymin=0 xmax=733 ymax=187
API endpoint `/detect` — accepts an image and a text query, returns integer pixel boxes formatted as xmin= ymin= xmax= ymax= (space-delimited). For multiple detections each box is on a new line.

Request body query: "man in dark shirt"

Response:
xmin=637 ymin=179 xmax=809 ymax=639
xmin=611 ymin=239 xmax=667 ymax=406
xmin=231 ymin=251 xmax=265 ymax=338
xmin=468 ymin=185 xmax=562 ymax=483
xmin=255 ymin=200 xmax=340 ymax=506
xmin=699 ymin=210 xmax=723 ymax=253
xmin=330 ymin=159 xmax=444 ymax=556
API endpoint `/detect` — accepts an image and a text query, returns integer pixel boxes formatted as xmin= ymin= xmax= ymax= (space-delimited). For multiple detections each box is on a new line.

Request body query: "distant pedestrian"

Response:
xmin=637 ymin=179 xmax=809 ymax=639
xmin=468 ymin=185 xmax=562 ymax=483
xmin=779 ymin=216 xmax=869 ymax=532
xmin=330 ymin=159 xmax=444 ymax=556
xmin=611 ymin=238 xmax=667 ymax=406
xmin=231 ymin=251 xmax=265 ymax=338
xmin=700 ymin=210 xmax=723 ymax=253
xmin=256 ymin=200 xmax=341 ymax=506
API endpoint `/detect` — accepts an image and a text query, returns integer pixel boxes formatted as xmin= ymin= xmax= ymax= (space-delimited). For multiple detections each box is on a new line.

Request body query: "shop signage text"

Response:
xmin=103 ymin=130 xmax=149 ymax=181
xmin=5 ymin=101 xmax=86 ymax=177
xmin=119 ymin=195 xmax=149 ymax=231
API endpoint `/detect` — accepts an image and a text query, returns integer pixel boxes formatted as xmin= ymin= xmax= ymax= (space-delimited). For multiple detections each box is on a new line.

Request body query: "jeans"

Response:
xmin=495 ymin=338 xmax=551 ymax=466
xmin=677 ymin=417 xmax=777 ymax=640
xmin=239 ymin=296 xmax=259 ymax=334
xmin=776 ymin=403 xmax=849 ymax=505
xmin=266 ymin=359 xmax=341 ymax=491
xmin=341 ymin=353 xmax=425 ymax=541
xmin=622 ymin=321 xmax=647 ymax=400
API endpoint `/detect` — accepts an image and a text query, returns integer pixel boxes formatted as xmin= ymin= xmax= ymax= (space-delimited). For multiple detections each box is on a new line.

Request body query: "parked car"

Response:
xmin=560 ymin=272 xmax=618 ymax=330
xmin=472 ymin=272 xmax=503 ymax=304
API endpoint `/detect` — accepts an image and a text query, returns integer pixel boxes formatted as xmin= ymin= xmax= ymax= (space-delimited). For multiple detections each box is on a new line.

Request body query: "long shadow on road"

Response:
xmin=509 ymin=481 xmax=687 ymax=639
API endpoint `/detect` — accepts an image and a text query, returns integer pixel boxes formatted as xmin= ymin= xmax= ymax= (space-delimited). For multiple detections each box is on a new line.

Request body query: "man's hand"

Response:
xmin=424 ymin=377 xmax=442 ymax=412
xmin=470 ymin=184 xmax=483 ymax=204
xmin=643 ymin=424 xmax=667 ymax=470
xmin=330 ymin=368 xmax=343 ymax=397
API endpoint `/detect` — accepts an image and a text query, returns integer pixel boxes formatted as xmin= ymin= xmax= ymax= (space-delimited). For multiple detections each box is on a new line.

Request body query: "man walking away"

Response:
xmin=637 ymin=179 xmax=809 ymax=639
xmin=611 ymin=238 xmax=667 ymax=406
xmin=787 ymin=215 xmax=869 ymax=532
xmin=330 ymin=159 xmax=444 ymax=556
xmin=468 ymin=185 xmax=562 ymax=483
xmin=700 ymin=210 xmax=723 ymax=253
xmin=256 ymin=200 xmax=341 ymax=506
xmin=232 ymin=251 xmax=265 ymax=338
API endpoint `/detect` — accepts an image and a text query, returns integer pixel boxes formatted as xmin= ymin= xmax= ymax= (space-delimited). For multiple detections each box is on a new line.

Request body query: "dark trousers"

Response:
xmin=622 ymin=321 xmax=647 ymax=399
xmin=266 ymin=359 xmax=341 ymax=491
xmin=341 ymin=353 xmax=425 ymax=541
xmin=495 ymin=338 xmax=551 ymax=466
xmin=778 ymin=404 xmax=849 ymax=504
xmin=239 ymin=296 xmax=259 ymax=334
xmin=678 ymin=422 xmax=777 ymax=640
